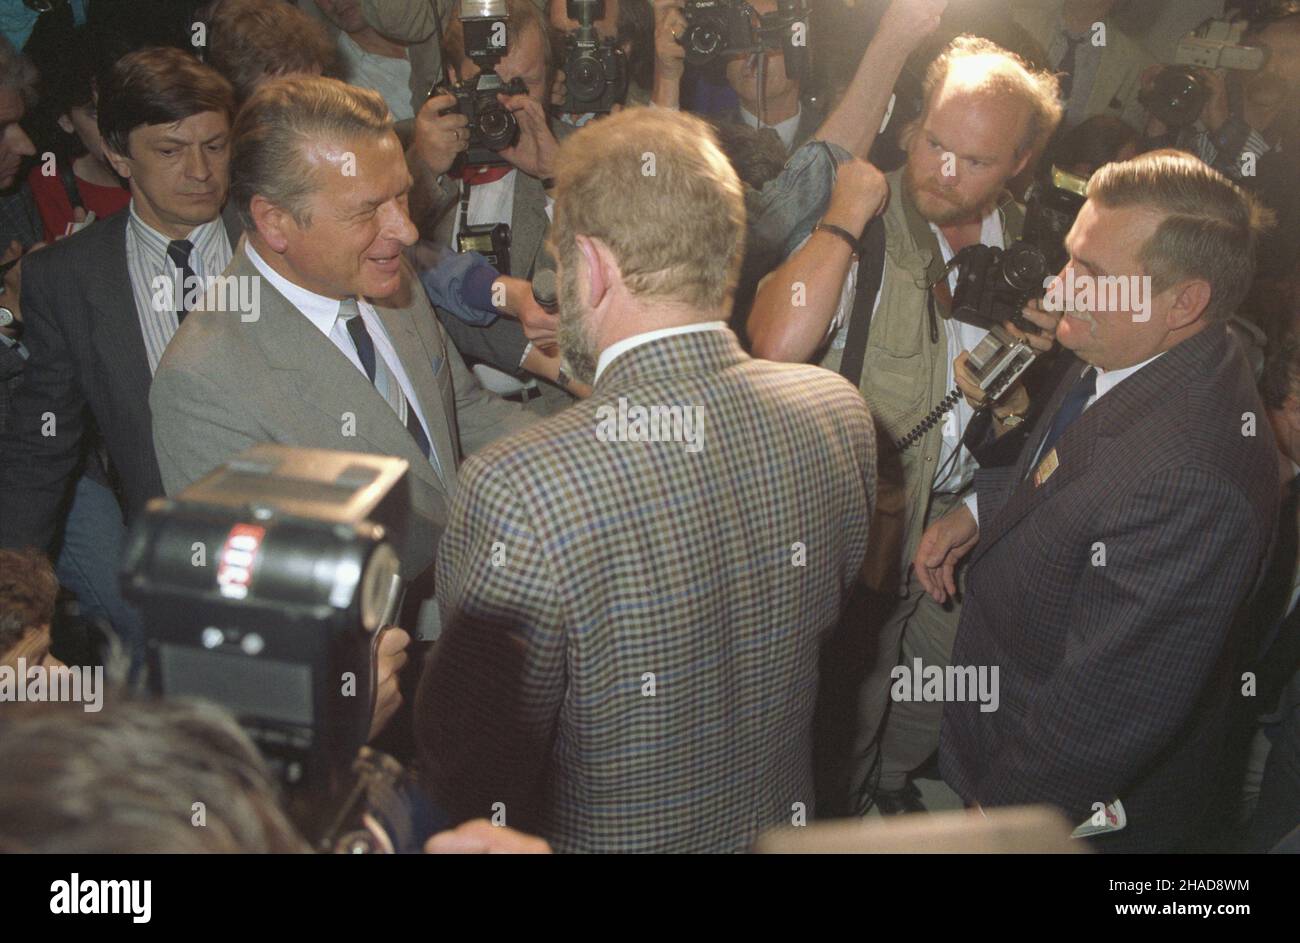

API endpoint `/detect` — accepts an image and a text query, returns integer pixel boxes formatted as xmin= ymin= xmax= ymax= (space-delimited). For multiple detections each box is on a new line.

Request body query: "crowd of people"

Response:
xmin=0 ymin=0 xmax=1297 ymax=854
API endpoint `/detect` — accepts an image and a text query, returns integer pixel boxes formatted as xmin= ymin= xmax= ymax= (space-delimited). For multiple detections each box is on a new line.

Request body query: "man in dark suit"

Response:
xmin=0 ymin=48 xmax=236 ymax=665
xmin=916 ymin=151 xmax=1279 ymax=852
xmin=150 ymin=76 xmax=530 ymax=638
xmin=416 ymin=108 xmax=877 ymax=852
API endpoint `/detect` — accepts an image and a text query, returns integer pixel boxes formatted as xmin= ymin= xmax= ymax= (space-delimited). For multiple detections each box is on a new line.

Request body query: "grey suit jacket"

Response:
xmin=1011 ymin=0 xmax=1154 ymax=130
xmin=149 ymin=245 xmax=531 ymax=582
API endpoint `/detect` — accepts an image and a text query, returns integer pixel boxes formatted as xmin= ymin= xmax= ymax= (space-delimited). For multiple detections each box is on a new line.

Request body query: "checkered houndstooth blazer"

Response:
xmin=417 ymin=327 xmax=876 ymax=852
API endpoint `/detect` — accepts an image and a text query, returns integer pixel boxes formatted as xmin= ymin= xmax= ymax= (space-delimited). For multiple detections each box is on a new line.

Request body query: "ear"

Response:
xmin=102 ymin=142 xmax=132 ymax=181
xmin=576 ymin=234 xmax=606 ymax=307
xmin=1009 ymin=148 xmax=1033 ymax=180
xmin=249 ymin=194 xmax=296 ymax=255
xmin=1164 ymin=277 xmax=1213 ymax=331
xmin=56 ymin=114 xmax=74 ymax=136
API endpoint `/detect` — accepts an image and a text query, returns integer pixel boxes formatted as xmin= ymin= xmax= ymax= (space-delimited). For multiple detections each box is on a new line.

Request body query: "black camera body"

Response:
xmin=681 ymin=0 xmax=757 ymax=66
xmin=950 ymin=241 xmax=1051 ymax=333
xmin=439 ymin=72 xmax=528 ymax=166
xmin=121 ymin=445 xmax=415 ymax=847
xmin=562 ymin=0 xmax=628 ymax=114
xmin=680 ymin=0 xmax=809 ymax=81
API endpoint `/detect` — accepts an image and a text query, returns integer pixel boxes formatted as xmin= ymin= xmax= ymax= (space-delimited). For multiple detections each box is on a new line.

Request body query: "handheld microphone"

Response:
xmin=532 ymin=269 xmax=558 ymax=313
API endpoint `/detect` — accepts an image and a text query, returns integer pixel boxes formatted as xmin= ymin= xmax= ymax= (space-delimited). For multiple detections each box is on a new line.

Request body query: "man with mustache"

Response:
xmin=921 ymin=151 xmax=1278 ymax=852
xmin=416 ymin=107 xmax=877 ymax=852
xmin=748 ymin=36 xmax=1063 ymax=816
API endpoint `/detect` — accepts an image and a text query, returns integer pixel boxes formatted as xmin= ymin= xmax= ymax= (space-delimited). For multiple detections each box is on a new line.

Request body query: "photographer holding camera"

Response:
xmin=749 ymin=35 xmax=1062 ymax=817
xmin=652 ymin=0 xmax=814 ymax=152
xmin=548 ymin=0 xmax=652 ymax=123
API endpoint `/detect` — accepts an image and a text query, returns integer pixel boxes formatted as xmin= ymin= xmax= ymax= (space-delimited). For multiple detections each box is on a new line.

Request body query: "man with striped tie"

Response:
xmin=150 ymin=76 xmax=531 ymax=666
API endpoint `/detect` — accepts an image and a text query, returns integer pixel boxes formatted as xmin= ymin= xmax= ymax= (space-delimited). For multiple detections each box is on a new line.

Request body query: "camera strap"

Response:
xmin=837 ymin=215 xmax=886 ymax=387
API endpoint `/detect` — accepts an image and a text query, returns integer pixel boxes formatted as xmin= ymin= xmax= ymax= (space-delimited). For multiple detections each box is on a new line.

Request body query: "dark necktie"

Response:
xmin=166 ymin=239 xmax=196 ymax=322
xmin=1035 ymin=365 xmax=1097 ymax=461
xmin=339 ymin=299 xmax=434 ymax=462
xmin=1058 ymin=34 xmax=1085 ymax=101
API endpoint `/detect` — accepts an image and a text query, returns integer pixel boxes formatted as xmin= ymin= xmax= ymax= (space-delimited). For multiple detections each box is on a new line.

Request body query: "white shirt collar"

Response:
xmin=594 ymin=321 xmax=728 ymax=383
xmin=738 ymin=104 xmax=801 ymax=151
xmin=244 ymin=240 xmax=349 ymax=336
xmin=1092 ymin=351 xmax=1164 ymax=402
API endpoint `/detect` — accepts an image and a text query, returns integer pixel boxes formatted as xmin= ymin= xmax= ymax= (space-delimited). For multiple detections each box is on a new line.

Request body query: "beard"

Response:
xmin=903 ymin=159 xmax=999 ymax=226
xmin=557 ymin=261 xmax=599 ymax=386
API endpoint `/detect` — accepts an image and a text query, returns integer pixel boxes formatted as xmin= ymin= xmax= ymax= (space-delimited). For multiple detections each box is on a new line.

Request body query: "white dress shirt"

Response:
xmin=738 ymin=104 xmax=802 ymax=153
xmin=125 ymin=202 xmax=232 ymax=373
xmin=595 ymin=321 xmax=729 ymax=384
xmin=244 ymin=240 xmax=443 ymax=482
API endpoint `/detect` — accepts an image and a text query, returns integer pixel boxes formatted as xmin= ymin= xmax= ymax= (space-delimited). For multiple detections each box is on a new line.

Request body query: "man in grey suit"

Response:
xmin=416 ymin=108 xmax=878 ymax=852
xmin=150 ymin=76 xmax=530 ymax=631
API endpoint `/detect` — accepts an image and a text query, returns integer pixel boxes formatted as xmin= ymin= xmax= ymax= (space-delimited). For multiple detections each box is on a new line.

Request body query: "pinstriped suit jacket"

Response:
xmin=416 ymin=328 xmax=876 ymax=852
xmin=940 ymin=324 xmax=1278 ymax=852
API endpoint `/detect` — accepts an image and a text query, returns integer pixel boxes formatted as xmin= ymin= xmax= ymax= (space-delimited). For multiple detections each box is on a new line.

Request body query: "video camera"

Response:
xmin=1140 ymin=17 xmax=1269 ymax=128
xmin=435 ymin=0 xmax=526 ymax=166
xmin=121 ymin=445 xmax=428 ymax=852
xmin=561 ymin=0 xmax=628 ymax=114
xmin=680 ymin=0 xmax=810 ymax=82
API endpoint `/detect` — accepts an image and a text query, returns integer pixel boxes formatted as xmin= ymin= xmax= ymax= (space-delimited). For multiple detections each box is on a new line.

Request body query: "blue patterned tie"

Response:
xmin=1036 ymin=365 xmax=1097 ymax=460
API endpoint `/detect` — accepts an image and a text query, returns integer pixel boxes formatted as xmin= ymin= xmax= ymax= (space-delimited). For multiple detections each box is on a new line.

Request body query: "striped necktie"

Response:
xmin=337 ymin=298 xmax=435 ymax=466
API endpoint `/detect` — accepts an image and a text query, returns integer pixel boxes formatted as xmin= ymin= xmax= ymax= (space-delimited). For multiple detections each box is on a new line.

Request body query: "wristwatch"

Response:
xmin=996 ymin=411 xmax=1026 ymax=429
xmin=0 ymin=306 xmax=14 ymax=329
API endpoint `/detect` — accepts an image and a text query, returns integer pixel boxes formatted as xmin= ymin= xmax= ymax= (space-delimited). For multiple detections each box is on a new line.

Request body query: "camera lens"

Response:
xmin=686 ymin=16 xmax=726 ymax=58
xmin=570 ymin=54 xmax=604 ymax=99
xmin=1000 ymin=243 xmax=1049 ymax=294
xmin=476 ymin=100 xmax=518 ymax=151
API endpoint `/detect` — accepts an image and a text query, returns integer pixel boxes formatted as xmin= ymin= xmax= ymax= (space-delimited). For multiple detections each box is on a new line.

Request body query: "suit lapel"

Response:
xmin=86 ymin=214 xmax=154 ymax=405
xmin=232 ymin=252 xmax=447 ymax=495
xmin=370 ymin=288 xmax=460 ymax=491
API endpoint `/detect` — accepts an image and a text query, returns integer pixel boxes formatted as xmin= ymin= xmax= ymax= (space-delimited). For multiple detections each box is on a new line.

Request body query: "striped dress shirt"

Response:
xmin=125 ymin=203 xmax=232 ymax=373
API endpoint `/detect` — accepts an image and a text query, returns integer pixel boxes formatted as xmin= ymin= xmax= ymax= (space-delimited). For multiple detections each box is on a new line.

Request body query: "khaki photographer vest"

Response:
xmin=821 ymin=169 xmax=1024 ymax=596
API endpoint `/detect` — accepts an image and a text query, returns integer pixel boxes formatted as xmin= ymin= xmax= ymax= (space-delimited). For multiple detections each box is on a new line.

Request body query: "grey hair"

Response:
xmin=229 ymin=75 xmax=393 ymax=231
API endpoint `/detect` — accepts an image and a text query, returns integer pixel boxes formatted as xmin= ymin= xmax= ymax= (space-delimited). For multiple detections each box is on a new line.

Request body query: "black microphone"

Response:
xmin=532 ymin=268 xmax=558 ymax=313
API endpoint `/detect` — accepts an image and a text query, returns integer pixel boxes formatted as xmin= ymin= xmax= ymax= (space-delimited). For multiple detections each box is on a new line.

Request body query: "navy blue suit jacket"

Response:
xmin=940 ymin=323 xmax=1278 ymax=852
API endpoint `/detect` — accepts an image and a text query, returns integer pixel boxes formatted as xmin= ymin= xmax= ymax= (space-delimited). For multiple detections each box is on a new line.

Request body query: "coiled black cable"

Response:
xmin=894 ymin=388 xmax=962 ymax=451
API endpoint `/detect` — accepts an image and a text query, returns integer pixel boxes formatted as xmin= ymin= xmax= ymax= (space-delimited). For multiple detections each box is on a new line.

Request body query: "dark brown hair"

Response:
xmin=207 ymin=0 xmax=339 ymax=104
xmin=98 ymin=46 xmax=235 ymax=158
xmin=0 ymin=549 xmax=58 ymax=657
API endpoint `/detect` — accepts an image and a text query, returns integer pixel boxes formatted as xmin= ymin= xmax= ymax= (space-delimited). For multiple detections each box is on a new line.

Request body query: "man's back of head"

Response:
xmin=0 ymin=698 xmax=306 ymax=853
xmin=549 ymin=106 xmax=747 ymax=382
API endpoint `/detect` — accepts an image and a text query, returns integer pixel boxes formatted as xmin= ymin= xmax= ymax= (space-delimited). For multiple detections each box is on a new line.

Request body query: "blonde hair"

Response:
xmin=230 ymin=75 xmax=392 ymax=230
xmin=1087 ymin=149 xmax=1276 ymax=322
xmin=550 ymin=107 xmax=745 ymax=311
xmin=916 ymin=35 xmax=1063 ymax=161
